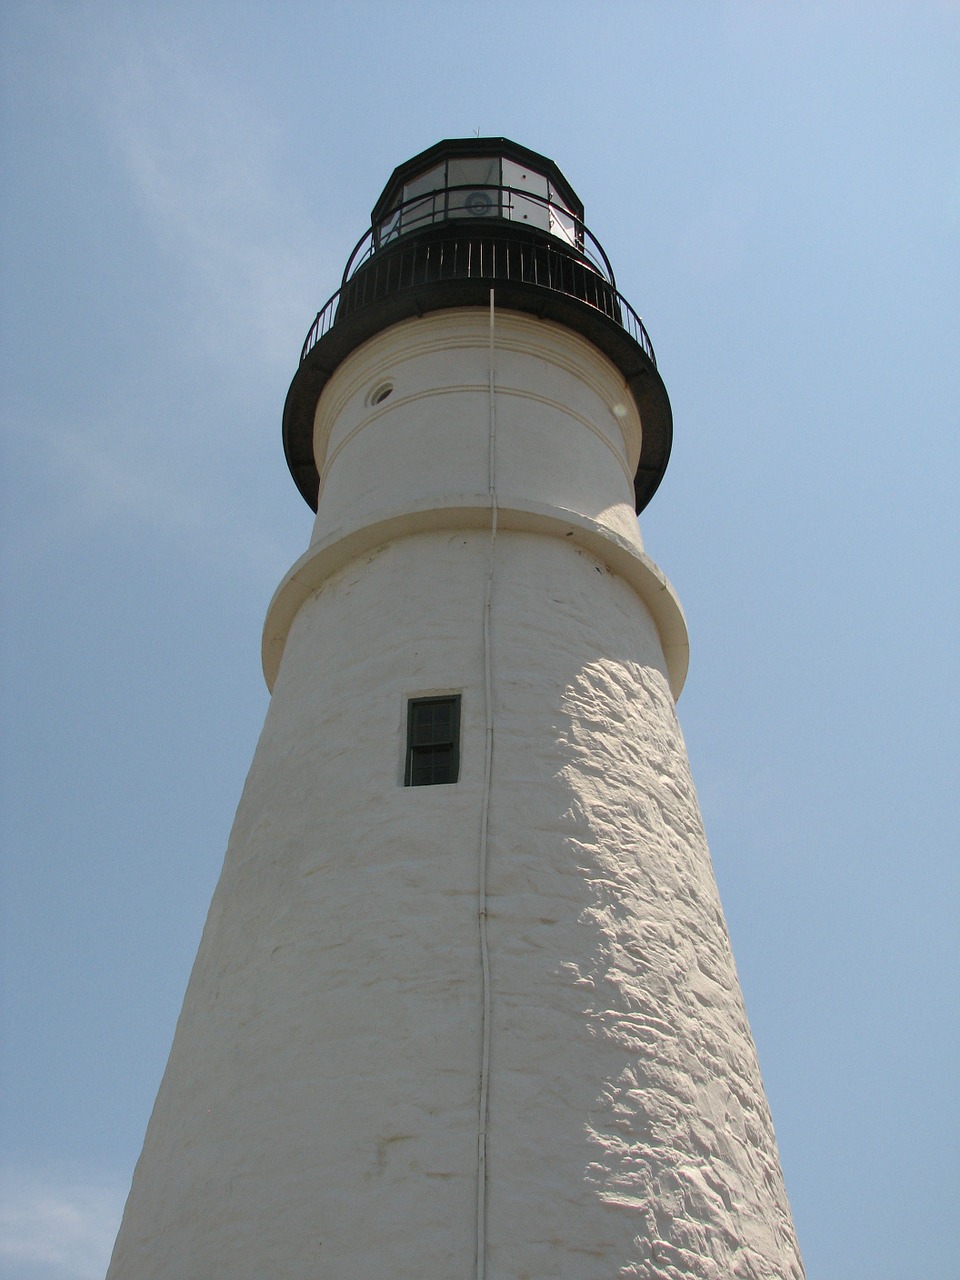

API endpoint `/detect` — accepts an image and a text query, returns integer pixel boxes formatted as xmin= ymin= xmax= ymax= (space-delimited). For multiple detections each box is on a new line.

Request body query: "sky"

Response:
xmin=1 ymin=2 xmax=958 ymax=1277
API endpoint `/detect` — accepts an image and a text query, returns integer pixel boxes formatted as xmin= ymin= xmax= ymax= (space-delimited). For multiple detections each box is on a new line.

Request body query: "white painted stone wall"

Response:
xmin=308 ymin=310 xmax=646 ymax=553
xmin=107 ymin=308 xmax=803 ymax=1278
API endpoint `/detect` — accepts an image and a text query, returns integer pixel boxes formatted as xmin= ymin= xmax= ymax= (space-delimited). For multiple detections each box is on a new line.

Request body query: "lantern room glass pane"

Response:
xmin=549 ymin=202 xmax=577 ymax=247
xmin=378 ymin=206 xmax=401 ymax=246
xmin=401 ymin=163 xmax=445 ymax=234
xmin=502 ymin=158 xmax=550 ymax=231
xmin=547 ymin=181 xmax=577 ymax=245
xmin=447 ymin=156 xmax=501 ymax=219
xmin=402 ymin=164 xmax=445 ymax=201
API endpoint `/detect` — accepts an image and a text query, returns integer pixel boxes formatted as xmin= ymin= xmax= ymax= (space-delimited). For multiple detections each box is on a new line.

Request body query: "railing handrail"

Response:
xmin=300 ymin=228 xmax=656 ymax=369
xmin=339 ymin=184 xmax=617 ymax=289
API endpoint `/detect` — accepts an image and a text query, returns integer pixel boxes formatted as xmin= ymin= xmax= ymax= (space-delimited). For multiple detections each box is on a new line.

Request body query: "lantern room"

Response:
xmin=370 ymin=138 xmax=585 ymax=254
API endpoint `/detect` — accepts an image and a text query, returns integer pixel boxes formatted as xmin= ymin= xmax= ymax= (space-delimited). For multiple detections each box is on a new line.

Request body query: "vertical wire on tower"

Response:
xmin=476 ymin=288 xmax=497 ymax=1280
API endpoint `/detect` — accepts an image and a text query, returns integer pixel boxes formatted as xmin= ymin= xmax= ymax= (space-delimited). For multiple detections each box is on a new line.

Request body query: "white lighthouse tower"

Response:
xmin=107 ymin=139 xmax=804 ymax=1279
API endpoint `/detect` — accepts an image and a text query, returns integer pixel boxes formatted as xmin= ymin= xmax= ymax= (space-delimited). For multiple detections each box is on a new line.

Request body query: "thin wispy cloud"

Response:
xmin=3 ymin=10 xmax=320 ymax=575
xmin=0 ymin=1169 xmax=125 ymax=1280
xmin=61 ymin=9 xmax=334 ymax=373
xmin=101 ymin=45 xmax=314 ymax=369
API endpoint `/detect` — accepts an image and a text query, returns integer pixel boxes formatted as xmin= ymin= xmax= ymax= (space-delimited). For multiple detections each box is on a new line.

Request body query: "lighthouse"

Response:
xmin=107 ymin=139 xmax=804 ymax=1278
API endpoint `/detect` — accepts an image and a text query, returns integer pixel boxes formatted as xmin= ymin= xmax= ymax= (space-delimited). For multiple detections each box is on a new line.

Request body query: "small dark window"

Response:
xmin=405 ymin=695 xmax=461 ymax=786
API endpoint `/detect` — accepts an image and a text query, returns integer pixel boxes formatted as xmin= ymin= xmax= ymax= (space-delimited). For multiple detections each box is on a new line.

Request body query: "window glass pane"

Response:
xmin=406 ymin=696 xmax=461 ymax=786
xmin=411 ymin=700 xmax=453 ymax=746
xmin=401 ymin=164 xmax=445 ymax=234
xmin=411 ymin=745 xmax=453 ymax=786
xmin=549 ymin=204 xmax=577 ymax=247
xmin=400 ymin=197 xmax=438 ymax=234
xmin=447 ymin=157 xmax=501 ymax=219
xmin=403 ymin=164 xmax=445 ymax=201
xmin=447 ymin=156 xmax=500 ymax=189
xmin=502 ymin=159 xmax=549 ymax=231
xmin=545 ymin=179 xmax=574 ymax=217
xmin=544 ymin=180 xmax=577 ymax=246
xmin=377 ymin=207 xmax=401 ymax=246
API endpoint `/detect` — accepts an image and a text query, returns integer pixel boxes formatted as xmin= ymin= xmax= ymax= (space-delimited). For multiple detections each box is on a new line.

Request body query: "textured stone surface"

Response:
xmin=107 ymin=309 xmax=802 ymax=1277
xmin=484 ymin=540 xmax=801 ymax=1278
xmin=107 ymin=533 xmax=801 ymax=1279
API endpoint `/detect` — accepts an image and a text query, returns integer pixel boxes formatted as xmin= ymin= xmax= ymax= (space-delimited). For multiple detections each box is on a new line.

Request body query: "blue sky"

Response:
xmin=1 ymin=3 xmax=958 ymax=1277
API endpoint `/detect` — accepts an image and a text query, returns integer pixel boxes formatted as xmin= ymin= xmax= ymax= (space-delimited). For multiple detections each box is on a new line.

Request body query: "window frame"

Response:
xmin=404 ymin=694 xmax=462 ymax=787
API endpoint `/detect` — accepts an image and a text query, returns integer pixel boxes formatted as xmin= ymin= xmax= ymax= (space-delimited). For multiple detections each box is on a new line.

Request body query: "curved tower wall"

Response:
xmin=308 ymin=311 xmax=643 ymax=549
xmin=106 ymin=302 xmax=803 ymax=1278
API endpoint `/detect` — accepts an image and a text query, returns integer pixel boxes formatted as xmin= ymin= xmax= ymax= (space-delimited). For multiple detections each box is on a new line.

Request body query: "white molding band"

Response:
xmin=263 ymin=497 xmax=689 ymax=699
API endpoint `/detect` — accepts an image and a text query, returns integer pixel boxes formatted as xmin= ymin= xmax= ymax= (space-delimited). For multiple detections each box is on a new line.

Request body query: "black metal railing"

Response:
xmin=300 ymin=226 xmax=656 ymax=368
xmin=339 ymin=184 xmax=616 ymax=286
